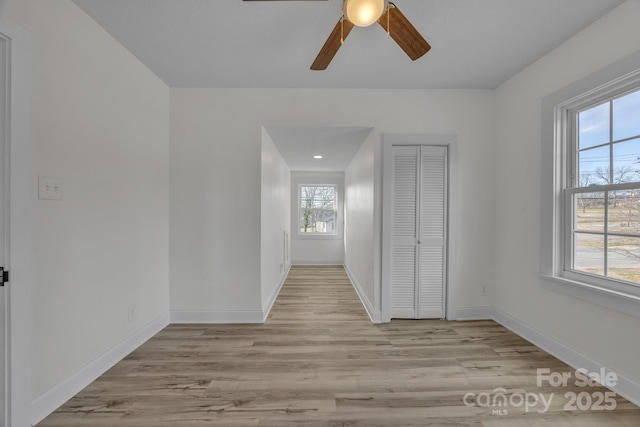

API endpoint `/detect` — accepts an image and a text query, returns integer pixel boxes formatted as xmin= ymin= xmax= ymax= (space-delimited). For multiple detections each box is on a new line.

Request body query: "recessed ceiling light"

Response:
xmin=313 ymin=155 xmax=323 ymax=159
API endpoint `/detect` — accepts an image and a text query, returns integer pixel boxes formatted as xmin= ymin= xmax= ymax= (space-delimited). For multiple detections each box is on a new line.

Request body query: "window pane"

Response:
xmin=573 ymin=233 xmax=604 ymax=276
xmin=612 ymin=137 xmax=640 ymax=183
xmin=579 ymin=102 xmax=610 ymax=150
xmin=607 ymin=236 xmax=640 ymax=285
xmin=299 ymin=185 xmax=336 ymax=234
xmin=578 ymin=145 xmax=609 ymax=186
xmin=613 ymin=89 xmax=640 ymax=141
xmin=299 ymin=208 xmax=335 ymax=233
xmin=575 ymin=192 xmax=604 ymax=232
xmin=300 ymin=186 xmax=335 ymax=209
xmin=564 ymin=80 xmax=640 ymax=293
xmin=607 ymin=190 xmax=640 ymax=236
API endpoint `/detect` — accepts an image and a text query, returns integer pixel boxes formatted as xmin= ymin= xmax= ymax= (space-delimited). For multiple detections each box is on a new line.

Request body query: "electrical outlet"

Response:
xmin=128 ymin=305 xmax=136 ymax=323
xmin=38 ymin=176 xmax=63 ymax=200
xmin=481 ymin=286 xmax=487 ymax=296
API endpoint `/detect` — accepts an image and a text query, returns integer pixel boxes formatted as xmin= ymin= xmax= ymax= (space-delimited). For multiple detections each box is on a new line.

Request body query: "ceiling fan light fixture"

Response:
xmin=344 ymin=0 xmax=385 ymax=27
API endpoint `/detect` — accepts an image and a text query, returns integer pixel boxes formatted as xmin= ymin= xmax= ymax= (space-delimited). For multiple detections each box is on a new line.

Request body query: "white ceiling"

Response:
xmin=264 ymin=126 xmax=373 ymax=171
xmin=70 ymin=0 xmax=624 ymax=172
xmin=71 ymin=0 xmax=624 ymax=90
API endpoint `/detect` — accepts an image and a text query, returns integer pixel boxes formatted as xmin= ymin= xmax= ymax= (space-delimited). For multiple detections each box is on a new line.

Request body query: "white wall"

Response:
xmin=494 ymin=0 xmax=640 ymax=391
xmin=261 ymin=128 xmax=291 ymax=314
xmin=169 ymin=91 xmax=263 ymax=320
xmin=1 ymin=0 xmax=170 ymax=407
xmin=291 ymin=171 xmax=344 ymax=265
xmin=170 ymin=88 xmax=495 ymax=320
xmin=344 ymin=130 xmax=379 ymax=319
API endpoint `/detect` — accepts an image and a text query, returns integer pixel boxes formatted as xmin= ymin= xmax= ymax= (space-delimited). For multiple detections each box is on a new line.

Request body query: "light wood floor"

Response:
xmin=38 ymin=265 xmax=640 ymax=426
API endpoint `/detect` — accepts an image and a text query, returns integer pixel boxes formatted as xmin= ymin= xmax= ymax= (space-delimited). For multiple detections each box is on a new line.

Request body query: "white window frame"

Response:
xmin=541 ymin=52 xmax=640 ymax=318
xmin=297 ymin=184 xmax=338 ymax=237
xmin=562 ymin=85 xmax=640 ymax=294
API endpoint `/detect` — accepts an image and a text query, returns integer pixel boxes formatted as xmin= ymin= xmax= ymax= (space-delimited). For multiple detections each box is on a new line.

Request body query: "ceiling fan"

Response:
xmin=243 ymin=0 xmax=431 ymax=70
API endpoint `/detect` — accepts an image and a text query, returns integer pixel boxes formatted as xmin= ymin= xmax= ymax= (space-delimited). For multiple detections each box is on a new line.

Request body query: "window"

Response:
xmin=558 ymin=79 xmax=640 ymax=298
xmin=567 ymin=88 xmax=640 ymax=285
xmin=298 ymin=185 xmax=337 ymax=235
xmin=542 ymin=53 xmax=640 ymax=316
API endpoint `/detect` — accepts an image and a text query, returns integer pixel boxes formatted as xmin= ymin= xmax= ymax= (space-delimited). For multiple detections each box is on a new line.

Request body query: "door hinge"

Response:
xmin=0 ymin=267 xmax=8 ymax=286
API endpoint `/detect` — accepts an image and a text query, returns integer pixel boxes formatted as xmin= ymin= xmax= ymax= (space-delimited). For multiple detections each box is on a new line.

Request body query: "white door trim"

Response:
xmin=381 ymin=134 xmax=458 ymax=323
xmin=0 ymin=13 xmax=33 ymax=427
xmin=0 ymin=29 xmax=9 ymax=427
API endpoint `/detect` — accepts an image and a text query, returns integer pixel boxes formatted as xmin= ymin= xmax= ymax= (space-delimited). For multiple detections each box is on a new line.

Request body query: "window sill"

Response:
xmin=540 ymin=274 xmax=640 ymax=318
xmin=293 ymin=233 xmax=341 ymax=241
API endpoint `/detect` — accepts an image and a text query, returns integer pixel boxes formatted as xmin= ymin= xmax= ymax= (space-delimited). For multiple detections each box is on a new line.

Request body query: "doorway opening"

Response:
xmin=260 ymin=125 xmax=374 ymax=318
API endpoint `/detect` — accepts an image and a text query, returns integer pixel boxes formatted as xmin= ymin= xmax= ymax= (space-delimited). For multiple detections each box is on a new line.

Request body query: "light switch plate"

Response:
xmin=38 ymin=176 xmax=63 ymax=200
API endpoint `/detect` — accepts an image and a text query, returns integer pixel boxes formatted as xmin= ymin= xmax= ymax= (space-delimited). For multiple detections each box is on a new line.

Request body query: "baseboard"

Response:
xmin=344 ymin=264 xmax=382 ymax=324
xmin=454 ymin=306 xmax=494 ymax=320
xmin=262 ymin=264 xmax=291 ymax=322
xmin=31 ymin=311 xmax=170 ymax=426
xmin=170 ymin=309 xmax=264 ymax=323
xmin=492 ymin=307 xmax=640 ymax=408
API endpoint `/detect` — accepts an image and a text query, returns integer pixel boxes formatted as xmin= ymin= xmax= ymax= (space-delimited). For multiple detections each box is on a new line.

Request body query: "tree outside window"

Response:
xmin=299 ymin=185 xmax=337 ymax=234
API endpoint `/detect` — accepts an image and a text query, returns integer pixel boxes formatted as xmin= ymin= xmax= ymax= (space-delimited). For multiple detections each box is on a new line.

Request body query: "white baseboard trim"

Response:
xmin=31 ymin=311 xmax=170 ymax=426
xmin=170 ymin=309 xmax=264 ymax=324
xmin=454 ymin=306 xmax=494 ymax=320
xmin=344 ymin=264 xmax=382 ymax=324
xmin=492 ymin=307 xmax=640 ymax=408
xmin=262 ymin=264 xmax=290 ymax=322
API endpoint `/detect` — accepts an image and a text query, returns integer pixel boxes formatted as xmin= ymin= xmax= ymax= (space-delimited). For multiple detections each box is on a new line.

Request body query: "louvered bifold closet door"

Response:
xmin=418 ymin=146 xmax=447 ymax=318
xmin=390 ymin=146 xmax=419 ymax=318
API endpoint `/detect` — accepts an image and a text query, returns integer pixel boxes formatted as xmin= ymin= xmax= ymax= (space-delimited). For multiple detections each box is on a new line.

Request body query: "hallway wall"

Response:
xmin=261 ymin=128 xmax=291 ymax=315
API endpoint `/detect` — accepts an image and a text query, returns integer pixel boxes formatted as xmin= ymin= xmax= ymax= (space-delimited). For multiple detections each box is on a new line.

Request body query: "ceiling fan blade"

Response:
xmin=378 ymin=3 xmax=430 ymax=61
xmin=310 ymin=18 xmax=355 ymax=70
